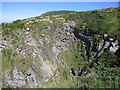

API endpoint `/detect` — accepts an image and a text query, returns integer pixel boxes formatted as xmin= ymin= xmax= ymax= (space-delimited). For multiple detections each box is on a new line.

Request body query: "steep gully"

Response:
xmin=71 ymin=29 xmax=92 ymax=76
xmin=71 ymin=29 xmax=119 ymax=76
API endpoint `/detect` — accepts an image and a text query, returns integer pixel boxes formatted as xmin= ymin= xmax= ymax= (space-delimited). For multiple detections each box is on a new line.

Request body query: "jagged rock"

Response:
xmin=4 ymin=67 xmax=26 ymax=88
xmin=110 ymin=40 xmax=119 ymax=52
xmin=26 ymin=67 xmax=40 ymax=88
xmin=1 ymin=9 xmax=120 ymax=88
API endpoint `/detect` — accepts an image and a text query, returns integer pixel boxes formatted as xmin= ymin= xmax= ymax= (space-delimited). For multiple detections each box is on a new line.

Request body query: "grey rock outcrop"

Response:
xmin=3 ymin=67 xmax=26 ymax=88
xmin=1 ymin=20 xmax=119 ymax=88
xmin=2 ymin=21 xmax=78 ymax=88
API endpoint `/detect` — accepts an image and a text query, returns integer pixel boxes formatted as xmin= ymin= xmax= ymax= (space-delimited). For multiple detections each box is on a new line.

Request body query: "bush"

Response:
xmin=2 ymin=29 xmax=13 ymax=36
xmin=98 ymin=52 xmax=117 ymax=67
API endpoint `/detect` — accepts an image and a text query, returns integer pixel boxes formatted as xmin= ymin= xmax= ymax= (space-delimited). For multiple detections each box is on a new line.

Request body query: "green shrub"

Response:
xmin=2 ymin=29 xmax=13 ymax=36
xmin=98 ymin=52 xmax=117 ymax=67
xmin=5 ymin=85 xmax=13 ymax=88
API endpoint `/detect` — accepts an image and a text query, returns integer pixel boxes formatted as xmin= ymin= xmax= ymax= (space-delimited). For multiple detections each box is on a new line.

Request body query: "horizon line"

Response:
xmin=1 ymin=7 xmax=118 ymax=23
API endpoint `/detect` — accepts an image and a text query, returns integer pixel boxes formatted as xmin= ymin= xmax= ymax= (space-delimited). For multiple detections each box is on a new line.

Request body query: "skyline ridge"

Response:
xmin=1 ymin=2 xmax=119 ymax=23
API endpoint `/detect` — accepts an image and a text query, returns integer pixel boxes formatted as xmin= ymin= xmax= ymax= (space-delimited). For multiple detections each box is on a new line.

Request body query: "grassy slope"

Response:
xmin=2 ymin=8 xmax=119 ymax=41
xmin=1 ymin=8 xmax=120 ymax=88
xmin=40 ymin=10 xmax=77 ymax=17
xmin=40 ymin=8 xmax=120 ymax=88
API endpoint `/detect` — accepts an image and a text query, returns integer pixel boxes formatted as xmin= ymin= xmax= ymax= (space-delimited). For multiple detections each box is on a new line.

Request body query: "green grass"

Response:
xmin=43 ymin=40 xmax=56 ymax=49
xmin=1 ymin=7 xmax=120 ymax=88
xmin=2 ymin=19 xmax=25 ymax=30
xmin=30 ymin=21 xmax=52 ymax=30
xmin=4 ymin=85 xmax=13 ymax=88
xmin=59 ymin=49 xmax=87 ymax=70
xmin=40 ymin=10 xmax=77 ymax=17
xmin=2 ymin=45 xmax=33 ymax=72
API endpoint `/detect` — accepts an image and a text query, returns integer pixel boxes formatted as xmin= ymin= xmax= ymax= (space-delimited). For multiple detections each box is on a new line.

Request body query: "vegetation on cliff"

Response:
xmin=1 ymin=7 xmax=120 ymax=88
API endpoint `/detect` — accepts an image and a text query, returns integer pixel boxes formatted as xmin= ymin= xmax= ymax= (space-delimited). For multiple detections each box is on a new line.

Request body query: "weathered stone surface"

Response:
xmin=110 ymin=40 xmax=119 ymax=52
xmin=1 ymin=20 xmax=119 ymax=88
xmin=4 ymin=67 xmax=26 ymax=88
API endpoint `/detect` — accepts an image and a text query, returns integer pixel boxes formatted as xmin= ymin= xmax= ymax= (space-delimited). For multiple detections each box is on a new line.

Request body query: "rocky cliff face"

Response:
xmin=1 ymin=20 xmax=78 ymax=87
xmin=1 ymin=8 xmax=120 ymax=88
